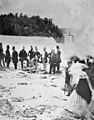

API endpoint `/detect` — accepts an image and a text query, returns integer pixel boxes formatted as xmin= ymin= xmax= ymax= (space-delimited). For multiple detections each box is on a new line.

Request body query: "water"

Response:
xmin=0 ymin=35 xmax=58 ymax=54
xmin=0 ymin=35 xmax=94 ymax=61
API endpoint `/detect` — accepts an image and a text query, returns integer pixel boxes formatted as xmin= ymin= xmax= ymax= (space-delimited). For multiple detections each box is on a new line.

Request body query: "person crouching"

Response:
xmin=49 ymin=49 xmax=57 ymax=74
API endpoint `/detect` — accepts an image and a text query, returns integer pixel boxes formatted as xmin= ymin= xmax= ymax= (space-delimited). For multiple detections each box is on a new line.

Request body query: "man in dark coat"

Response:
xmin=0 ymin=43 xmax=5 ymax=67
xmin=49 ymin=49 xmax=57 ymax=74
xmin=19 ymin=46 xmax=29 ymax=69
xmin=34 ymin=46 xmax=40 ymax=62
xmin=5 ymin=45 xmax=11 ymax=68
xmin=12 ymin=46 xmax=18 ymax=69
xmin=28 ymin=46 xmax=35 ymax=60
xmin=56 ymin=45 xmax=61 ymax=72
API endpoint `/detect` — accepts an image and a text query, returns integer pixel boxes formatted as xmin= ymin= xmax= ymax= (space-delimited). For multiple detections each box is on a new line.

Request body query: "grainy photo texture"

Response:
xmin=0 ymin=0 xmax=94 ymax=120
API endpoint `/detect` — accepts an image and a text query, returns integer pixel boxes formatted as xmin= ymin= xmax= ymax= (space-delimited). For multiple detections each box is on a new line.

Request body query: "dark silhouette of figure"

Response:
xmin=56 ymin=45 xmax=61 ymax=71
xmin=5 ymin=45 xmax=11 ymax=68
xmin=12 ymin=46 xmax=18 ymax=69
xmin=19 ymin=46 xmax=29 ymax=69
xmin=0 ymin=43 xmax=5 ymax=67
xmin=28 ymin=46 xmax=35 ymax=60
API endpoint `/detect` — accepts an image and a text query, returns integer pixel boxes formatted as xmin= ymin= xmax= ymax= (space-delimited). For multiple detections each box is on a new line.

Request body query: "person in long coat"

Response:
xmin=33 ymin=46 xmax=40 ymax=70
xmin=49 ymin=49 xmax=57 ymax=74
xmin=12 ymin=46 xmax=18 ymax=69
xmin=41 ymin=47 xmax=48 ymax=72
xmin=0 ymin=43 xmax=5 ymax=67
xmin=28 ymin=46 xmax=35 ymax=67
xmin=19 ymin=46 xmax=29 ymax=69
xmin=5 ymin=45 xmax=11 ymax=68
xmin=56 ymin=45 xmax=61 ymax=72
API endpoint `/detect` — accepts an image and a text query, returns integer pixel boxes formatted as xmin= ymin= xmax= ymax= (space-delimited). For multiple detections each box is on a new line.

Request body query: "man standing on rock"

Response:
xmin=19 ymin=46 xmax=29 ymax=69
xmin=49 ymin=49 xmax=57 ymax=74
xmin=5 ymin=45 xmax=11 ymax=68
xmin=12 ymin=46 xmax=18 ymax=69
xmin=33 ymin=46 xmax=40 ymax=70
xmin=28 ymin=45 xmax=35 ymax=67
xmin=0 ymin=43 xmax=5 ymax=67
xmin=56 ymin=45 xmax=61 ymax=72
xmin=41 ymin=47 xmax=48 ymax=72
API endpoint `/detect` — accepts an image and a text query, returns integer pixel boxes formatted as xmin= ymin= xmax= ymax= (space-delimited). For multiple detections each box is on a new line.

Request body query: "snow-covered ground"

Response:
xmin=0 ymin=35 xmax=94 ymax=120
xmin=0 ymin=68 xmax=66 ymax=120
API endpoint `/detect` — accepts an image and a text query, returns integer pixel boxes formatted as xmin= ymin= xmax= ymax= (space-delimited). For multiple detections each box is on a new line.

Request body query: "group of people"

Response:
xmin=0 ymin=43 xmax=18 ymax=69
xmin=0 ymin=42 xmax=61 ymax=74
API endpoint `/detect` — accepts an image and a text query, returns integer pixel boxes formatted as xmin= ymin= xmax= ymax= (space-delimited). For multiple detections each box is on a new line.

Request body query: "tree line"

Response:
xmin=0 ymin=13 xmax=63 ymax=38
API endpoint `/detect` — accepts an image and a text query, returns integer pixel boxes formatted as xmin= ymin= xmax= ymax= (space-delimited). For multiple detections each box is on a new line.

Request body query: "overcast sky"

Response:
xmin=0 ymin=0 xmax=94 ymax=29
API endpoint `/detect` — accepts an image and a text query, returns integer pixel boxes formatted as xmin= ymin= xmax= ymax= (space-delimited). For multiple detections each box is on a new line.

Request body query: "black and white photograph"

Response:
xmin=0 ymin=0 xmax=94 ymax=120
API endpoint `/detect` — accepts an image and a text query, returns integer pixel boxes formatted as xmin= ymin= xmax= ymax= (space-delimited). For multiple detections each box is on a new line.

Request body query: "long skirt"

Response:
xmin=64 ymin=90 xmax=92 ymax=119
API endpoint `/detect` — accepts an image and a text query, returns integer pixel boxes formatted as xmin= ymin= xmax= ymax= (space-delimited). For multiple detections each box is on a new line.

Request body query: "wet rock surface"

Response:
xmin=0 ymin=68 xmax=93 ymax=120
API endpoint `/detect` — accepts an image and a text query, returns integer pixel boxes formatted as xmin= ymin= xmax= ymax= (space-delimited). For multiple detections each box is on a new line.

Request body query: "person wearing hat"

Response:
xmin=12 ymin=46 xmax=18 ymax=69
xmin=28 ymin=46 xmax=35 ymax=67
xmin=33 ymin=46 xmax=40 ymax=70
xmin=41 ymin=47 xmax=48 ymax=72
xmin=19 ymin=46 xmax=29 ymax=69
xmin=5 ymin=45 xmax=11 ymax=68
xmin=49 ymin=49 xmax=57 ymax=74
xmin=56 ymin=45 xmax=61 ymax=72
